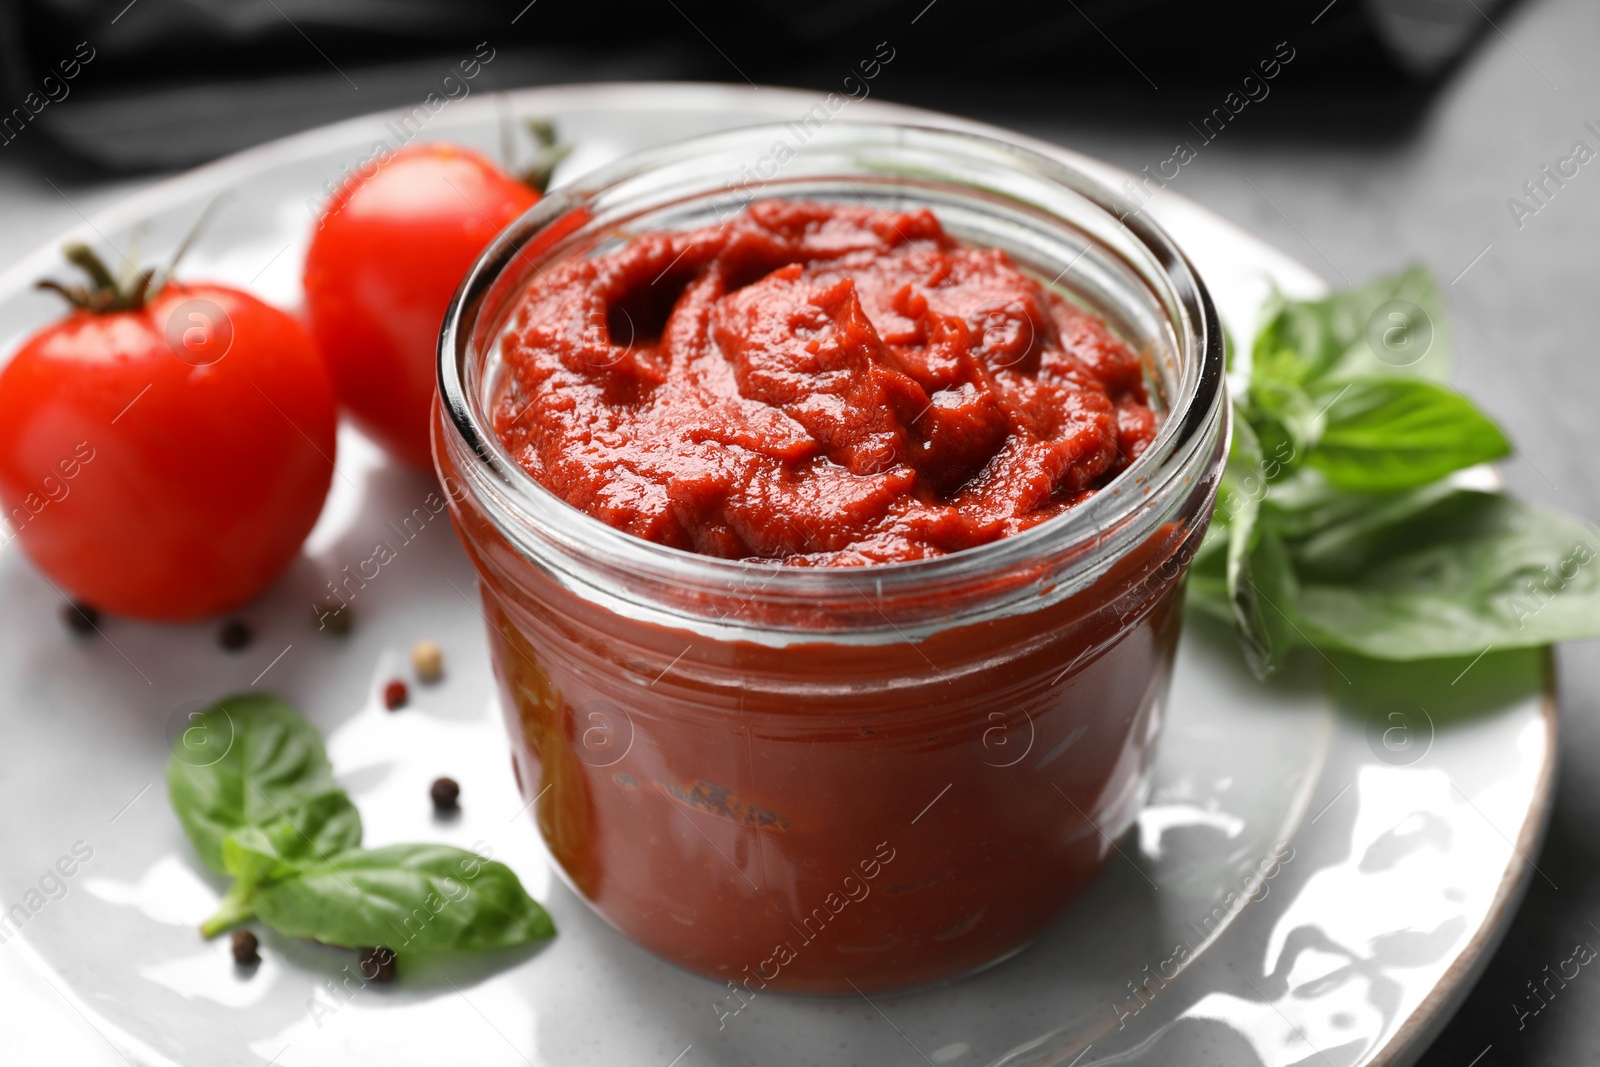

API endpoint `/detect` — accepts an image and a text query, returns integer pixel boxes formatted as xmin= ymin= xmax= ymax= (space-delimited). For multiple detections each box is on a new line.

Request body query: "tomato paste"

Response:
xmin=492 ymin=199 xmax=1156 ymax=563
xmin=442 ymin=196 xmax=1220 ymax=995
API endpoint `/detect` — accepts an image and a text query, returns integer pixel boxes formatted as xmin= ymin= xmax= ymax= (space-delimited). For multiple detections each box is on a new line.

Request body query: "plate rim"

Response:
xmin=1371 ymin=663 xmax=1557 ymax=1067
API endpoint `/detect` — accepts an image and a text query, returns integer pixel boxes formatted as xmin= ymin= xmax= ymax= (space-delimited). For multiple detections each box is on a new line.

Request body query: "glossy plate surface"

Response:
xmin=0 ymin=84 xmax=1552 ymax=1067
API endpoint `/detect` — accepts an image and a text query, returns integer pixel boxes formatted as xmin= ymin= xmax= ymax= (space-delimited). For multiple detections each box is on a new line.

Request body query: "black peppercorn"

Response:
xmin=62 ymin=602 xmax=98 ymax=635
xmin=231 ymin=928 xmax=260 ymax=966
xmin=218 ymin=619 xmax=251 ymax=651
xmin=359 ymin=946 xmax=396 ymax=982
xmin=430 ymin=777 xmax=460 ymax=813
xmin=313 ymin=598 xmax=352 ymax=635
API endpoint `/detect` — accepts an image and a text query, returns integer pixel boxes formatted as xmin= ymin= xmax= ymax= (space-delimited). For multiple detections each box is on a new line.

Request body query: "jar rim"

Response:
xmin=437 ymin=121 xmax=1226 ymax=632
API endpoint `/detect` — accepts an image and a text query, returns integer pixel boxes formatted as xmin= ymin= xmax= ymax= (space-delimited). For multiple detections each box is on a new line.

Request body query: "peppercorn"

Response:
xmin=411 ymin=639 xmax=444 ymax=683
xmin=62 ymin=601 xmax=99 ymax=635
xmin=430 ymin=777 xmax=460 ymax=813
xmin=359 ymin=946 xmax=396 ymax=982
xmin=218 ymin=619 xmax=251 ymax=651
xmin=313 ymin=598 xmax=352 ymax=635
xmin=383 ymin=679 xmax=408 ymax=711
xmin=231 ymin=928 xmax=260 ymax=966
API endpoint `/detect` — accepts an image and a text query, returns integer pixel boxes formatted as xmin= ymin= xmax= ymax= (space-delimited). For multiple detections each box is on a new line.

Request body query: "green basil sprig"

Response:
xmin=166 ymin=694 xmax=554 ymax=959
xmin=1191 ymin=266 xmax=1600 ymax=677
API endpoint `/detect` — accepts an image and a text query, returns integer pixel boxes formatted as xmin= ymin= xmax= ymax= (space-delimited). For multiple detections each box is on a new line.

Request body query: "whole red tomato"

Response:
xmin=0 ymin=248 xmax=338 ymax=621
xmin=303 ymin=142 xmax=540 ymax=468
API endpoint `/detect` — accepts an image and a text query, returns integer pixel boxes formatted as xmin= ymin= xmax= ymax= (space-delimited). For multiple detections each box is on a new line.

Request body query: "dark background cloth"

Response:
xmin=5 ymin=2 xmax=1599 ymax=1066
xmin=3 ymin=0 xmax=1509 ymax=171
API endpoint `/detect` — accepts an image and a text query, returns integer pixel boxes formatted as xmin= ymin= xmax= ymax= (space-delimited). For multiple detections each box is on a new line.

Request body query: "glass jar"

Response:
xmin=435 ymin=123 xmax=1227 ymax=995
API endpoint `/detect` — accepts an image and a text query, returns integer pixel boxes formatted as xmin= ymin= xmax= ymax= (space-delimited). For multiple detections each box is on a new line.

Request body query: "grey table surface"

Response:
xmin=2 ymin=0 xmax=1596 ymax=1062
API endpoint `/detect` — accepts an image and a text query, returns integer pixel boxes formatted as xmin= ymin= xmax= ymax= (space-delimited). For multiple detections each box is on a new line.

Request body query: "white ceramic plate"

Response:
xmin=0 ymin=84 xmax=1552 ymax=1067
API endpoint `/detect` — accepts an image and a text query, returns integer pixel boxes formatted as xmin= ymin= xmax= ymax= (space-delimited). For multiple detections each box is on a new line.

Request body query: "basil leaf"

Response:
xmin=165 ymin=693 xmax=362 ymax=874
xmin=1252 ymin=265 xmax=1448 ymax=387
xmin=1221 ymin=417 xmax=1264 ymax=567
xmin=254 ymin=844 xmax=555 ymax=956
xmin=1332 ymin=646 xmax=1546 ymax=720
xmin=220 ymin=791 xmax=358 ymax=888
xmin=221 ymin=826 xmax=299 ymax=890
xmin=1209 ymin=417 xmax=1301 ymax=678
xmin=1229 ymin=525 xmax=1300 ymax=679
xmin=1306 ymin=379 xmax=1510 ymax=491
xmin=1292 ymin=490 xmax=1600 ymax=658
xmin=1288 ymin=480 xmax=1461 ymax=575
xmin=1259 ymin=467 xmax=1367 ymax=540
xmin=1261 ymin=467 xmax=1439 ymax=542
xmin=1246 ymin=378 xmax=1318 ymax=471
xmin=202 ymin=826 xmax=297 ymax=936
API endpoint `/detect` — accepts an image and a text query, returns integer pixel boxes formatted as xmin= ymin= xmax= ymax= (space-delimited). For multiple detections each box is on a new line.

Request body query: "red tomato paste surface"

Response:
xmin=494 ymin=200 xmax=1157 ymax=563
